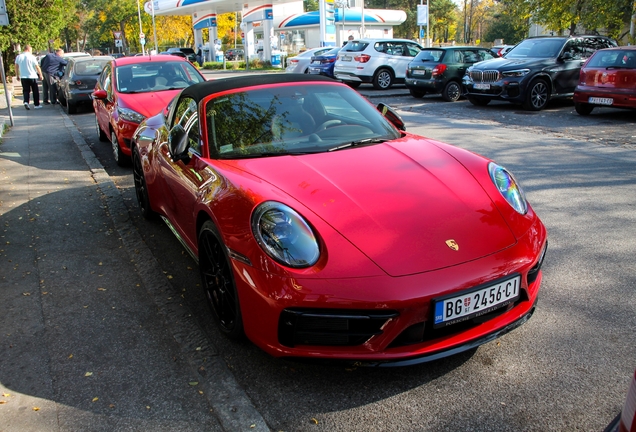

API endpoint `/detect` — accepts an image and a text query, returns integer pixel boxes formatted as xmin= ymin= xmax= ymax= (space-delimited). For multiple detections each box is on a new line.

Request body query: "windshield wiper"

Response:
xmin=329 ymin=138 xmax=387 ymax=152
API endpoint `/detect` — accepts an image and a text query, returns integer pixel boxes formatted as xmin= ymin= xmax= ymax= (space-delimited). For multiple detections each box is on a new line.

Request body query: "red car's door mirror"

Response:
xmin=377 ymin=103 xmax=406 ymax=131
xmin=168 ymin=124 xmax=189 ymax=162
xmin=92 ymin=89 xmax=108 ymax=100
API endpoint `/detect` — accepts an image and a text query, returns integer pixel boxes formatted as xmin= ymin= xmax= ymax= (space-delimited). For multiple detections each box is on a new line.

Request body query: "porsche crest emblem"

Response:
xmin=445 ymin=239 xmax=459 ymax=251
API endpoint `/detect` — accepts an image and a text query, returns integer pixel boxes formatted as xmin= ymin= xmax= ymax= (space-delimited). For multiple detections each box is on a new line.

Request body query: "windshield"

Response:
xmin=115 ymin=61 xmax=205 ymax=93
xmin=506 ymin=38 xmax=565 ymax=59
xmin=205 ymin=83 xmax=401 ymax=159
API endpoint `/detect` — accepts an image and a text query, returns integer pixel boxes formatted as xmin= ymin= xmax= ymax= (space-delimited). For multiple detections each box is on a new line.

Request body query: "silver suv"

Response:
xmin=334 ymin=39 xmax=424 ymax=89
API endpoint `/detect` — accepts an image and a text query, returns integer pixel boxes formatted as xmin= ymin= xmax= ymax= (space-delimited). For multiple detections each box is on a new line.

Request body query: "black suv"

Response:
xmin=167 ymin=47 xmax=197 ymax=63
xmin=463 ymin=35 xmax=617 ymax=110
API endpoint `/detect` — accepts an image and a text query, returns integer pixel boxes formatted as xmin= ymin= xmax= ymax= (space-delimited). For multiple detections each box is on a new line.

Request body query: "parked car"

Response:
xmin=63 ymin=52 xmax=92 ymax=61
xmin=490 ymin=45 xmax=515 ymax=57
xmin=606 ymin=368 xmax=636 ymax=432
xmin=92 ymin=54 xmax=206 ymax=166
xmin=285 ymin=47 xmax=332 ymax=73
xmin=405 ymin=46 xmax=496 ymax=102
xmin=130 ymin=74 xmax=547 ymax=365
xmin=167 ymin=47 xmax=197 ymax=63
xmin=463 ymin=35 xmax=617 ymax=110
xmin=573 ymin=46 xmax=636 ymax=115
xmin=307 ymin=47 xmax=341 ymax=78
xmin=57 ymin=55 xmax=113 ymax=114
xmin=225 ymin=48 xmax=244 ymax=61
xmin=334 ymin=38 xmax=424 ymax=89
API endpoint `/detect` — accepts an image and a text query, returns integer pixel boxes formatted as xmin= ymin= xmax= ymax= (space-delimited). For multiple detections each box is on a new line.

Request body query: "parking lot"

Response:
xmin=62 ymin=84 xmax=636 ymax=431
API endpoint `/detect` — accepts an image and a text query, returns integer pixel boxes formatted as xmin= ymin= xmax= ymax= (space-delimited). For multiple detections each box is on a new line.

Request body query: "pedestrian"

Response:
xmin=196 ymin=45 xmax=203 ymax=67
xmin=14 ymin=44 xmax=44 ymax=110
xmin=40 ymin=48 xmax=67 ymax=105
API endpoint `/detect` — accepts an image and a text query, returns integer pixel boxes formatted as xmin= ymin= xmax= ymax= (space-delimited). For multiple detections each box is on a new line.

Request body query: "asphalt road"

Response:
xmin=67 ymin=88 xmax=636 ymax=431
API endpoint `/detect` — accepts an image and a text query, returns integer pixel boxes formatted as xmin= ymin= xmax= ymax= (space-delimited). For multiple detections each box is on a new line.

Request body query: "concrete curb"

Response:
xmin=59 ymin=108 xmax=270 ymax=432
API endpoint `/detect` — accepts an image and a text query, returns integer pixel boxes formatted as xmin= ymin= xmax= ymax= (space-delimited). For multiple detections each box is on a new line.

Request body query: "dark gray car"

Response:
xmin=57 ymin=56 xmax=113 ymax=114
xmin=463 ymin=35 xmax=616 ymax=110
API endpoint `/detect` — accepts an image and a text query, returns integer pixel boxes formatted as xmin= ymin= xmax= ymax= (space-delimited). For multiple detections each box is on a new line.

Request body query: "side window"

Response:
xmin=100 ymin=64 xmax=112 ymax=97
xmin=462 ymin=50 xmax=479 ymax=63
xmin=583 ymin=37 xmax=615 ymax=59
xmin=405 ymin=42 xmax=422 ymax=57
xmin=563 ymin=39 xmax=584 ymax=60
xmin=172 ymin=97 xmax=201 ymax=155
xmin=478 ymin=49 xmax=496 ymax=61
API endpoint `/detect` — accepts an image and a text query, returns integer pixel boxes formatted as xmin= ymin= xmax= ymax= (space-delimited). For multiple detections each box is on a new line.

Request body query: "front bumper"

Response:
xmin=463 ymin=76 xmax=528 ymax=102
xmin=234 ymin=219 xmax=547 ymax=364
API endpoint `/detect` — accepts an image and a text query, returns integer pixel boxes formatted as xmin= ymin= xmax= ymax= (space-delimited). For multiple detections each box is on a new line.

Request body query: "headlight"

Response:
xmin=501 ymin=69 xmax=530 ymax=77
xmin=251 ymin=202 xmax=320 ymax=268
xmin=117 ymin=107 xmax=145 ymax=123
xmin=488 ymin=163 xmax=528 ymax=215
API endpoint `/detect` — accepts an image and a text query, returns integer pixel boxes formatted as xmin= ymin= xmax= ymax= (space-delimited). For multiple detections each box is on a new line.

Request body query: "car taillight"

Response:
xmin=620 ymin=370 xmax=636 ymax=432
xmin=354 ymin=54 xmax=371 ymax=63
xmin=431 ymin=64 xmax=447 ymax=77
xmin=69 ymin=80 xmax=83 ymax=87
xmin=290 ymin=59 xmax=298 ymax=64
xmin=326 ymin=58 xmax=336 ymax=63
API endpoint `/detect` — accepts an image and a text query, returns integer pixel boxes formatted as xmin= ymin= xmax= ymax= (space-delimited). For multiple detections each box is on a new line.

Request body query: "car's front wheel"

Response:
xmin=132 ymin=148 xmax=156 ymax=219
xmin=373 ymin=68 xmax=394 ymax=90
xmin=575 ymin=102 xmax=594 ymax=115
xmin=199 ymin=221 xmax=244 ymax=339
xmin=523 ymin=79 xmax=549 ymax=111
xmin=442 ymin=81 xmax=462 ymax=102
xmin=409 ymin=89 xmax=426 ymax=98
xmin=467 ymin=97 xmax=491 ymax=106
xmin=110 ymin=130 xmax=129 ymax=167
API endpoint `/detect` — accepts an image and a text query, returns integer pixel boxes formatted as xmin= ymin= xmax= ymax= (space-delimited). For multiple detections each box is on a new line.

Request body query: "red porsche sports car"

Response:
xmin=132 ymin=74 xmax=548 ymax=365
xmin=92 ymin=54 xmax=206 ymax=166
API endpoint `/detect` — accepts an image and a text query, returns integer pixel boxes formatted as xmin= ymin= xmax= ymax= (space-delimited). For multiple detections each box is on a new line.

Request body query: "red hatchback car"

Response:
xmin=574 ymin=46 xmax=636 ymax=115
xmin=93 ymin=54 xmax=206 ymax=166
xmin=131 ymin=74 xmax=547 ymax=366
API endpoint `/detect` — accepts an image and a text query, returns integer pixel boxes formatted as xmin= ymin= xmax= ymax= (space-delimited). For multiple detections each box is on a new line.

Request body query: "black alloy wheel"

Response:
xmin=442 ymin=81 xmax=462 ymax=102
xmin=132 ymin=149 xmax=156 ymax=219
xmin=373 ymin=68 xmax=394 ymax=90
xmin=574 ymin=102 xmax=594 ymax=115
xmin=199 ymin=221 xmax=244 ymax=339
xmin=523 ymin=79 xmax=549 ymax=111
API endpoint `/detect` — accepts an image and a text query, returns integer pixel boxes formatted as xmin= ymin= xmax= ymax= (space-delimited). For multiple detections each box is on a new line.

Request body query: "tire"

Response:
xmin=575 ymin=102 xmax=594 ymax=116
xmin=409 ymin=89 xmax=426 ymax=98
xmin=132 ymin=148 xmax=156 ymax=219
xmin=96 ymin=116 xmax=108 ymax=142
xmin=442 ymin=81 xmax=462 ymax=102
xmin=199 ymin=221 xmax=244 ymax=339
xmin=373 ymin=68 xmax=394 ymax=90
xmin=468 ymin=97 xmax=491 ymax=106
xmin=66 ymin=100 xmax=77 ymax=115
xmin=523 ymin=79 xmax=549 ymax=111
xmin=110 ymin=130 xmax=129 ymax=167
xmin=344 ymin=81 xmax=361 ymax=89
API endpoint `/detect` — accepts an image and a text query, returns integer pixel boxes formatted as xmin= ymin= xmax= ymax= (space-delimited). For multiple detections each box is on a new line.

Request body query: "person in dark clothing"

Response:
xmin=40 ymin=49 xmax=68 ymax=105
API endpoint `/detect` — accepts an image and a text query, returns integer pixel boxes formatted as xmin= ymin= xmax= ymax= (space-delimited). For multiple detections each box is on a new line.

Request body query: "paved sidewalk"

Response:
xmin=0 ymin=95 xmax=266 ymax=430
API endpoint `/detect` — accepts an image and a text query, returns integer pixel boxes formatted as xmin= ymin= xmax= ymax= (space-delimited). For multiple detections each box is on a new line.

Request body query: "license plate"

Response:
xmin=312 ymin=60 xmax=321 ymax=65
xmin=433 ymin=275 xmax=520 ymax=328
xmin=589 ymin=97 xmax=613 ymax=105
xmin=412 ymin=70 xmax=427 ymax=76
xmin=474 ymin=83 xmax=490 ymax=90
xmin=341 ymin=55 xmax=352 ymax=61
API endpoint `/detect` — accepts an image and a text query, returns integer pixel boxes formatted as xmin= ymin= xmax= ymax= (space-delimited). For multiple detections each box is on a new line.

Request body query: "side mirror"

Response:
xmin=377 ymin=103 xmax=406 ymax=131
xmin=92 ymin=89 xmax=108 ymax=100
xmin=168 ymin=124 xmax=190 ymax=162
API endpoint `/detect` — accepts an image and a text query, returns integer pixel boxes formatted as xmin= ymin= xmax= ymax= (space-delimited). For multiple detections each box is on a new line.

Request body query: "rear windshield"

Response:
xmin=587 ymin=50 xmax=636 ymax=68
xmin=341 ymin=41 xmax=369 ymax=53
xmin=73 ymin=59 xmax=111 ymax=76
xmin=414 ymin=50 xmax=443 ymax=62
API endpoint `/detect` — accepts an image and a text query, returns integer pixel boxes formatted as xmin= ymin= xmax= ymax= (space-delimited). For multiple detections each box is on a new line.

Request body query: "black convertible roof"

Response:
xmin=181 ymin=73 xmax=335 ymax=101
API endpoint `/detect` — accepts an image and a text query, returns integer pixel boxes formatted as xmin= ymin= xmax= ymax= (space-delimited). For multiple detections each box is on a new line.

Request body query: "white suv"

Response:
xmin=334 ymin=39 xmax=424 ymax=89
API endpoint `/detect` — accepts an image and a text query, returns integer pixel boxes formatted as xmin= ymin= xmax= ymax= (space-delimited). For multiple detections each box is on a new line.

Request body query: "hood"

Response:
xmin=472 ymin=56 xmax=553 ymax=71
xmin=237 ymin=137 xmax=517 ymax=277
xmin=117 ymin=90 xmax=180 ymax=119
